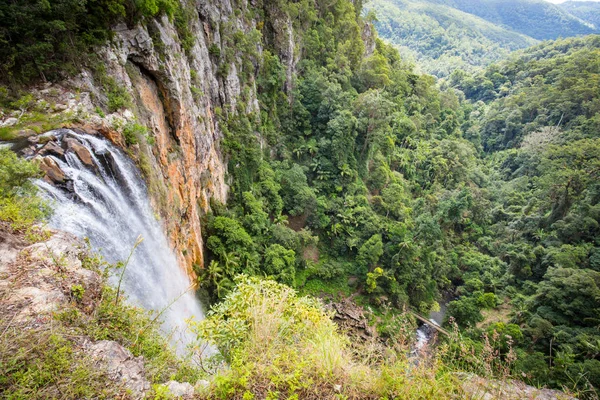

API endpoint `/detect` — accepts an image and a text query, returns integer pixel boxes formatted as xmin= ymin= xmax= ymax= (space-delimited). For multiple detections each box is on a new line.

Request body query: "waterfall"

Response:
xmin=35 ymin=129 xmax=207 ymax=354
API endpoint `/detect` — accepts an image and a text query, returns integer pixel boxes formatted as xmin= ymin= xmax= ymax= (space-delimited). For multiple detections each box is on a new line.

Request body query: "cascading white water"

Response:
xmin=36 ymin=129 xmax=207 ymax=353
xmin=411 ymin=301 xmax=447 ymax=358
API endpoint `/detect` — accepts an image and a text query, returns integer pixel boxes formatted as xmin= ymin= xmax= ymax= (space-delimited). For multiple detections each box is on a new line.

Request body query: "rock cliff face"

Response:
xmin=62 ymin=0 xmax=339 ymax=277
xmin=61 ymin=1 xmax=265 ymax=275
xmin=90 ymin=14 xmax=244 ymax=275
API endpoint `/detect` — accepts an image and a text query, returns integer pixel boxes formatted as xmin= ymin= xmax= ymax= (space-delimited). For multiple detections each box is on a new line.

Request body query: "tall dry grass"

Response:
xmin=194 ymin=276 xmax=465 ymax=399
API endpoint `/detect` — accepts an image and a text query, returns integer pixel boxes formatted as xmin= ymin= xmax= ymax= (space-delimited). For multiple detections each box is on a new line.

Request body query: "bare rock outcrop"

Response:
xmin=1 ymin=230 xmax=99 ymax=321
xmin=326 ymin=298 xmax=375 ymax=340
xmin=86 ymin=340 xmax=151 ymax=399
xmin=164 ymin=380 xmax=196 ymax=398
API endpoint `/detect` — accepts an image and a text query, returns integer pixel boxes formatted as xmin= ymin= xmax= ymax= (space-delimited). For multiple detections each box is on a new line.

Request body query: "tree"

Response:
xmin=357 ymin=234 xmax=383 ymax=274
xmin=277 ymin=164 xmax=316 ymax=217
xmin=533 ymin=267 xmax=600 ymax=327
xmin=446 ymin=297 xmax=483 ymax=328
xmin=263 ymin=244 xmax=297 ymax=285
xmin=242 ymin=191 xmax=270 ymax=236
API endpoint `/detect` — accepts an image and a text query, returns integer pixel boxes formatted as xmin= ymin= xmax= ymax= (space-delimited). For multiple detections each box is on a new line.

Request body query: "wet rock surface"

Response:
xmin=23 ymin=131 xmax=107 ymax=193
xmin=39 ymin=156 xmax=66 ymax=184
xmin=64 ymin=137 xmax=94 ymax=168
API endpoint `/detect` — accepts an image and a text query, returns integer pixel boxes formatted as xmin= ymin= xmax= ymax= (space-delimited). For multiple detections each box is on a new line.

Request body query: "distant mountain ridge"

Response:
xmin=559 ymin=1 xmax=600 ymax=29
xmin=366 ymin=0 xmax=539 ymax=76
xmin=367 ymin=0 xmax=600 ymax=77
xmin=428 ymin=0 xmax=598 ymax=40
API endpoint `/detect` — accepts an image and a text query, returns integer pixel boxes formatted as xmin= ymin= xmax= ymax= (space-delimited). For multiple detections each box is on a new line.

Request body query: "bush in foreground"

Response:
xmin=194 ymin=276 xmax=463 ymax=399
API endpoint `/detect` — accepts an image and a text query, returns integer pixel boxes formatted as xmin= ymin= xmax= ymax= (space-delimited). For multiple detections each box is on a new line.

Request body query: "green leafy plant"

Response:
xmin=0 ymin=149 xmax=48 ymax=231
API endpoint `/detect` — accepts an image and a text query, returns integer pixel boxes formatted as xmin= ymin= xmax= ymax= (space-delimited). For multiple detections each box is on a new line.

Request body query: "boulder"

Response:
xmin=20 ymin=146 xmax=37 ymax=158
xmin=12 ymin=286 xmax=67 ymax=320
xmin=25 ymin=231 xmax=98 ymax=287
xmin=326 ymin=298 xmax=374 ymax=340
xmin=164 ymin=381 xmax=195 ymax=398
xmin=40 ymin=157 xmax=66 ymax=184
xmin=39 ymin=140 xmax=65 ymax=158
xmin=87 ymin=340 xmax=150 ymax=399
xmin=1 ymin=117 xmax=18 ymax=127
xmin=64 ymin=138 xmax=94 ymax=168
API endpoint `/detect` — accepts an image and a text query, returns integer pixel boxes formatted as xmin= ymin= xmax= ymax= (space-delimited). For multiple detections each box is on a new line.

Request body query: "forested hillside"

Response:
xmin=369 ymin=0 xmax=600 ymax=77
xmin=560 ymin=1 xmax=600 ymax=30
xmin=429 ymin=0 xmax=598 ymax=40
xmin=448 ymin=35 xmax=600 ymax=151
xmin=447 ymin=35 xmax=600 ymax=393
xmin=201 ymin=5 xmax=600 ymax=393
xmin=366 ymin=0 xmax=537 ymax=77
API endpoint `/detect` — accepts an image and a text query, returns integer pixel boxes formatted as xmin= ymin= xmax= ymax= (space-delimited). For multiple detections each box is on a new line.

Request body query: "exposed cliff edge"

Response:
xmin=0 ymin=225 xmax=207 ymax=398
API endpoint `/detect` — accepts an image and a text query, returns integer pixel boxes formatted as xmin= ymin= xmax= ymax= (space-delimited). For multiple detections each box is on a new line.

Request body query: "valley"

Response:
xmin=0 ymin=0 xmax=599 ymax=398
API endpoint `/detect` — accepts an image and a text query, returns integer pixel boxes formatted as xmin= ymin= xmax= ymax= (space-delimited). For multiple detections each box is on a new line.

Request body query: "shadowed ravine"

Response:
xmin=36 ymin=129 xmax=207 ymax=353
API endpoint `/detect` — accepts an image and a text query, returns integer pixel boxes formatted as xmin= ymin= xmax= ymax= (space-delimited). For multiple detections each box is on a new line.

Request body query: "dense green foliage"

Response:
xmin=0 ymin=0 xmax=180 ymax=83
xmin=448 ymin=35 xmax=600 ymax=151
xmin=198 ymin=1 xmax=600 ymax=390
xmin=446 ymin=35 xmax=600 ymax=395
xmin=366 ymin=0 xmax=537 ymax=77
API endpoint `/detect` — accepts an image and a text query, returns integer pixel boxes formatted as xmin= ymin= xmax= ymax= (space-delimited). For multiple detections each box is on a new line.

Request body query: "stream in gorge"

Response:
xmin=34 ymin=129 xmax=207 ymax=354
xmin=411 ymin=301 xmax=448 ymax=357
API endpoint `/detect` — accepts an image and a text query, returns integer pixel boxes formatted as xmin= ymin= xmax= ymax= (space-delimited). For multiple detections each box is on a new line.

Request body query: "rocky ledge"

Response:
xmin=0 ymin=225 xmax=205 ymax=399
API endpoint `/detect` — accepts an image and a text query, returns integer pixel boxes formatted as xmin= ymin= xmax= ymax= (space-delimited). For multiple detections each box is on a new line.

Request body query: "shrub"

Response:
xmin=105 ymin=78 xmax=131 ymax=112
xmin=122 ymin=122 xmax=154 ymax=146
xmin=194 ymin=276 xmax=351 ymax=397
xmin=446 ymin=297 xmax=483 ymax=328
xmin=0 ymin=149 xmax=48 ymax=230
xmin=194 ymin=276 xmax=464 ymax=399
xmin=208 ymin=44 xmax=221 ymax=58
xmin=476 ymin=292 xmax=498 ymax=309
